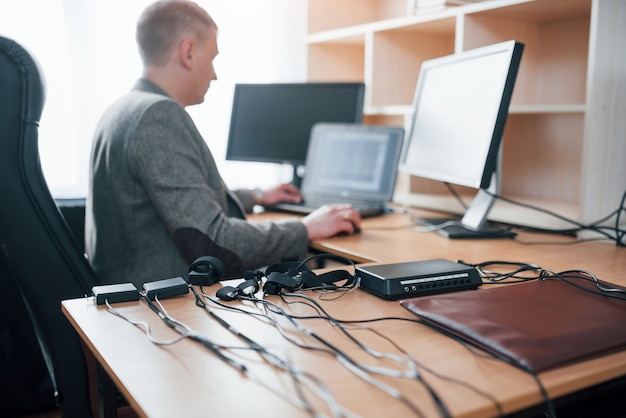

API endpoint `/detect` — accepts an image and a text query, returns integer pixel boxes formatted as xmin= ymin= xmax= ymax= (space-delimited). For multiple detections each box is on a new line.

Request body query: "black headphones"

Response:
xmin=262 ymin=254 xmax=356 ymax=295
xmin=188 ymin=256 xmax=225 ymax=286
xmin=191 ymin=253 xmax=356 ymax=301
xmin=215 ymin=270 xmax=261 ymax=301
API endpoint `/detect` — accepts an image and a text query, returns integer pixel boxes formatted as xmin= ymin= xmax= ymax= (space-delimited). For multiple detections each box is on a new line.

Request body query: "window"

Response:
xmin=0 ymin=0 xmax=306 ymax=197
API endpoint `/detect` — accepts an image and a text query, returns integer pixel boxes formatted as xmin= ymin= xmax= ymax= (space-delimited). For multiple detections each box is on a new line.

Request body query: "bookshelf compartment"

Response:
xmin=307 ymin=0 xmax=625 ymax=230
xmin=371 ymin=21 xmax=455 ymax=107
xmin=463 ymin=11 xmax=590 ymax=107
xmin=501 ymin=113 xmax=584 ymax=204
xmin=307 ymin=40 xmax=366 ymax=82
xmin=307 ymin=0 xmax=413 ymax=33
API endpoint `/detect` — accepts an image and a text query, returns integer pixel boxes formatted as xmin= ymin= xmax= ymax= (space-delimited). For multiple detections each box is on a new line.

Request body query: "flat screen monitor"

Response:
xmin=400 ymin=40 xmax=524 ymax=238
xmin=226 ymin=82 xmax=365 ymax=186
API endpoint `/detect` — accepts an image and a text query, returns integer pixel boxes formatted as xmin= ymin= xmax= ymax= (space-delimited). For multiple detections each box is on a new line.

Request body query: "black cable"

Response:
xmin=104 ymin=300 xmax=188 ymax=346
xmin=293 ymin=253 xmax=358 ymax=291
xmin=280 ymin=291 xmax=453 ymax=418
xmin=272 ymin=309 xmax=506 ymax=416
xmin=396 ymin=259 xmax=626 ymax=417
xmin=458 ymin=260 xmax=551 ymax=284
xmin=207 ymin=289 xmax=509 ymax=416
xmin=204 ymin=259 xmax=624 ymax=417
xmin=487 ymin=190 xmax=626 ymax=246
xmin=464 ymin=259 xmax=626 ymax=301
xmin=551 ymin=270 xmax=626 ymax=301
xmin=615 ymin=188 xmax=626 ymax=245
xmin=201 ymin=289 xmax=366 ymax=416
xmin=207 ymin=276 xmax=516 ymax=416
xmin=438 ymin=181 xmax=626 ymax=246
xmin=512 ymin=235 xmax=611 ymax=246
xmin=189 ymin=286 xmax=339 ymax=417
xmin=147 ymin=293 xmax=357 ymax=415
xmin=444 ymin=181 xmax=469 ymax=210
xmin=141 ymin=294 xmax=248 ymax=373
xmin=413 ymin=315 xmax=556 ymax=418
xmin=218 ymin=291 xmax=429 ymax=417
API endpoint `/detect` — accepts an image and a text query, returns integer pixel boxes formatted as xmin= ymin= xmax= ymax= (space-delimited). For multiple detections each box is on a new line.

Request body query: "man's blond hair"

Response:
xmin=136 ymin=0 xmax=216 ymax=67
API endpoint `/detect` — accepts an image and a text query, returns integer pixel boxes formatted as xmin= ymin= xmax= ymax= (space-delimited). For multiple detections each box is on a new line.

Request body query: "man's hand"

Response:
xmin=257 ymin=183 xmax=303 ymax=206
xmin=301 ymin=204 xmax=361 ymax=240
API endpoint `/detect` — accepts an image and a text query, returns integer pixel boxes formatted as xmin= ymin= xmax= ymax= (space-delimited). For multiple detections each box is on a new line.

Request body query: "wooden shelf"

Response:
xmin=307 ymin=0 xmax=626 ymax=232
xmin=393 ymin=190 xmax=580 ymax=230
xmin=364 ymin=103 xmax=586 ymax=117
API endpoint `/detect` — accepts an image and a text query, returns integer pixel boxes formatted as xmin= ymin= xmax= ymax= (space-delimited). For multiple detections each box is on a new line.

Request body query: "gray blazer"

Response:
xmin=85 ymin=79 xmax=308 ymax=286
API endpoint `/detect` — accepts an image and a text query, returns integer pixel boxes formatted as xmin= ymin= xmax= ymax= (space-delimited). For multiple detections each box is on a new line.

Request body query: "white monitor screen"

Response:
xmin=401 ymin=40 xmax=524 ymax=190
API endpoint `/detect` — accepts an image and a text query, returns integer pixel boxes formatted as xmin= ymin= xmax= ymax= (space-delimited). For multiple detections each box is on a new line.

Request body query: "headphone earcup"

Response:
xmin=237 ymin=278 xmax=259 ymax=296
xmin=216 ymin=285 xmax=239 ymax=301
xmin=263 ymin=271 xmax=300 ymax=295
xmin=188 ymin=256 xmax=225 ymax=286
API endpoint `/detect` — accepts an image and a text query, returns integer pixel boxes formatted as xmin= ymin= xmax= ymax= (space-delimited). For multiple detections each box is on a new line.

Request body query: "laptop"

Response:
xmin=270 ymin=122 xmax=404 ymax=218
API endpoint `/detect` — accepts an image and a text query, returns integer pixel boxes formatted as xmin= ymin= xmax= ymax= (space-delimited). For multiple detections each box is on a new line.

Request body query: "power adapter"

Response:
xmin=143 ymin=277 xmax=189 ymax=300
xmin=92 ymin=283 xmax=139 ymax=305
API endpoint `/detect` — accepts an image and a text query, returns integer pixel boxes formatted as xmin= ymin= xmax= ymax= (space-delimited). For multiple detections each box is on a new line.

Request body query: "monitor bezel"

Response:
xmin=399 ymin=40 xmax=524 ymax=238
xmin=400 ymin=40 xmax=524 ymax=190
xmin=225 ymin=82 xmax=366 ymax=167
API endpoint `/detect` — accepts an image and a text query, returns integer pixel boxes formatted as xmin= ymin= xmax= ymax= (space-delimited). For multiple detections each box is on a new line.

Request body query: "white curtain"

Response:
xmin=0 ymin=0 xmax=306 ymax=197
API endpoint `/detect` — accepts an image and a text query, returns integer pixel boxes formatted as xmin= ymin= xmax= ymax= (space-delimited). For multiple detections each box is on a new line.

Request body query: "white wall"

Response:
xmin=0 ymin=0 xmax=307 ymax=197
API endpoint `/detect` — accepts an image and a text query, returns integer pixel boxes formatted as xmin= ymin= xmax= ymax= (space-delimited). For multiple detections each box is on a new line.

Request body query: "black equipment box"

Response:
xmin=357 ymin=259 xmax=482 ymax=300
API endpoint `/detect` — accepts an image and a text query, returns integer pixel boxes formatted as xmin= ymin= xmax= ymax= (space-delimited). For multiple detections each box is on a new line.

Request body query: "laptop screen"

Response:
xmin=302 ymin=123 xmax=404 ymax=202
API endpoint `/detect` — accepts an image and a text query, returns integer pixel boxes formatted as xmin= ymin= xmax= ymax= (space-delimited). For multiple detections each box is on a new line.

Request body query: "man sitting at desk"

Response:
xmin=85 ymin=0 xmax=361 ymax=287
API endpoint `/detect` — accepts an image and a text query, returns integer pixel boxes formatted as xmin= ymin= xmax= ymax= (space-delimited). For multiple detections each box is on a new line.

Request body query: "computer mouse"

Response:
xmin=336 ymin=224 xmax=360 ymax=236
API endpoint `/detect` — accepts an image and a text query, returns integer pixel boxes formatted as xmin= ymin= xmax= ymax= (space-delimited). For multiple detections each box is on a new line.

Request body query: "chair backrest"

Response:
xmin=0 ymin=35 xmax=97 ymax=418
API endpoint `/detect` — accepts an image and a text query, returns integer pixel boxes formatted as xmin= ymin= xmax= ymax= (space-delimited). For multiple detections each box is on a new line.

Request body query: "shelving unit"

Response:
xmin=306 ymin=0 xmax=626 ymax=231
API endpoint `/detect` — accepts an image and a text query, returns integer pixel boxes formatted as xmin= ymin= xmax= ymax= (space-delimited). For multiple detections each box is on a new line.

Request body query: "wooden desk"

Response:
xmin=257 ymin=209 xmax=626 ymax=283
xmin=62 ymin=210 xmax=626 ymax=418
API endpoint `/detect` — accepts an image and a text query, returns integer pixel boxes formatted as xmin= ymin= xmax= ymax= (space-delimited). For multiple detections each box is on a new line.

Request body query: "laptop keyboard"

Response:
xmin=272 ymin=198 xmax=384 ymax=218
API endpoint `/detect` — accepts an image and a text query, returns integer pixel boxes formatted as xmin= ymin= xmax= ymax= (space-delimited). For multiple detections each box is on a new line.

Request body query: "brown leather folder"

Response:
xmin=400 ymin=276 xmax=626 ymax=372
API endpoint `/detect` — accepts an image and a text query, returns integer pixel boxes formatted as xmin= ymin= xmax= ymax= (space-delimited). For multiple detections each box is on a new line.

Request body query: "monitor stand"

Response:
xmin=416 ymin=153 xmax=516 ymax=239
xmin=290 ymin=163 xmax=305 ymax=189
xmin=417 ymin=212 xmax=516 ymax=239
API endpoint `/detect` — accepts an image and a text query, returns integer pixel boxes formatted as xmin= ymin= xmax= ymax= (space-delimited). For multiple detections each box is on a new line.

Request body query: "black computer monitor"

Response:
xmin=400 ymin=40 xmax=524 ymax=238
xmin=225 ymin=82 xmax=365 ymax=187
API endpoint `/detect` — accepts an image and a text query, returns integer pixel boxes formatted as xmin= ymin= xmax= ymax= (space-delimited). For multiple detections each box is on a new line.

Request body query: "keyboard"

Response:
xmin=270 ymin=198 xmax=384 ymax=218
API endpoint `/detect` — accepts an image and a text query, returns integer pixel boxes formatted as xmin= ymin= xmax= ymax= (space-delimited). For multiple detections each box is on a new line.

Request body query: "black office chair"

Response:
xmin=0 ymin=36 xmax=98 ymax=418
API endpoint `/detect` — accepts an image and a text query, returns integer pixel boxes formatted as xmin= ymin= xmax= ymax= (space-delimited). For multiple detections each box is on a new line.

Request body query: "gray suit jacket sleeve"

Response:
xmin=129 ymin=99 xmax=309 ymax=275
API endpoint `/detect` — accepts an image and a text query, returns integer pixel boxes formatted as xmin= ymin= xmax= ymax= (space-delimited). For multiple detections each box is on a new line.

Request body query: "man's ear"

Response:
xmin=179 ymin=38 xmax=194 ymax=69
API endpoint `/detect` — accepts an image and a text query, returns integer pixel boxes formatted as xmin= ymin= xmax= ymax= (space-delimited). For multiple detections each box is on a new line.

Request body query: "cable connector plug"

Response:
xmin=143 ymin=277 xmax=189 ymax=300
xmin=92 ymin=283 xmax=139 ymax=305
